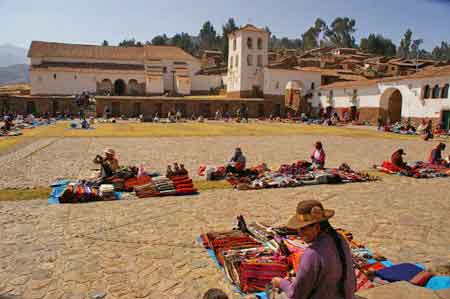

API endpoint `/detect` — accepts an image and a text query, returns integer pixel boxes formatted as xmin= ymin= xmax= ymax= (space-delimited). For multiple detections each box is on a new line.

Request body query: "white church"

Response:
xmin=22 ymin=24 xmax=450 ymax=127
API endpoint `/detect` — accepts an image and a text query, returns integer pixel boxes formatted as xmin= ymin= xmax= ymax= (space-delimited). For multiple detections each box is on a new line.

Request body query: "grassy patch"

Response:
xmin=0 ymin=188 xmax=51 ymax=202
xmin=194 ymin=180 xmax=232 ymax=191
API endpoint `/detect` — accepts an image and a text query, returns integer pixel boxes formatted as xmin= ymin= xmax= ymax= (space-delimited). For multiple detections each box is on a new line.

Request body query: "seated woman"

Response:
xmin=1 ymin=116 xmax=14 ymax=131
xmin=429 ymin=143 xmax=446 ymax=165
xmin=226 ymin=147 xmax=246 ymax=174
xmin=93 ymin=148 xmax=119 ymax=179
xmin=391 ymin=149 xmax=408 ymax=169
xmin=310 ymin=141 xmax=326 ymax=169
xmin=271 ymin=200 xmax=356 ymax=299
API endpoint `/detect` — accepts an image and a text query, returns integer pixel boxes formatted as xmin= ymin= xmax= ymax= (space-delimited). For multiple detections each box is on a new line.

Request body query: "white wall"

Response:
xmin=264 ymin=68 xmax=322 ymax=106
xmin=192 ymin=75 xmax=222 ymax=91
xmin=146 ymin=76 xmax=164 ymax=94
xmin=380 ymin=77 xmax=450 ymax=119
xmin=318 ymin=75 xmax=450 ymax=119
xmin=320 ymin=85 xmax=381 ymax=109
xmin=30 ymin=68 xmax=145 ymax=95
xmin=176 ymin=78 xmax=191 ymax=95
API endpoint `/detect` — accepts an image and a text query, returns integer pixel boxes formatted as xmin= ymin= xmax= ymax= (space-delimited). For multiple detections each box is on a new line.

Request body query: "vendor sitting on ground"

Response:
xmin=310 ymin=141 xmax=326 ymax=169
xmin=428 ymin=143 xmax=447 ymax=165
xmin=271 ymin=200 xmax=356 ymax=299
xmin=391 ymin=148 xmax=408 ymax=169
xmin=93 ymin=148 xmax=119 ymax=178
xmin=225 ymin=147 xmax=246 ymax=174
xmin=1 ymin=115 xmax=14 ymax=131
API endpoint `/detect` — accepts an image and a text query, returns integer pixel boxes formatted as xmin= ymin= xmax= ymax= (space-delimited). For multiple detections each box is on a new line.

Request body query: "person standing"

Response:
xmin=271 ymin=200 xmax=356 ymax=299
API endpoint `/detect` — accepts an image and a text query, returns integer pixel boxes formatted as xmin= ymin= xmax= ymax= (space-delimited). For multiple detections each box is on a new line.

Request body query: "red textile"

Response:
xmin=410 ymin=271 xmax=434 ymax=286
xmin=380 ymin=161 xmax=403 ymax=173
xmin=355 ymin=269 xmax=374 ymax=291
xmin=124 ymin=176 xmax=151 ymax=191
xmin=239 ymin=259 xmax=289 ymax=292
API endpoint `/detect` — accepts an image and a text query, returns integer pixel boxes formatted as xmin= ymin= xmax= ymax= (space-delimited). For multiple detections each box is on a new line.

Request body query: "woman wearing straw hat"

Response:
xmin=93 ymin=148 xmax=119 ymax=178
xmin=271 ymin=200 xmax=356 ymax=299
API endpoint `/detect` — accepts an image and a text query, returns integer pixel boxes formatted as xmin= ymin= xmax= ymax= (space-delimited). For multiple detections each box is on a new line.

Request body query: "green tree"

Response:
xmin=199 ymin=21 xmax=218 ymax=51
xmin=302 ymin=18 xmax=326 ymax=50
xmin=323 ymin=17 xmax=357 ymax=48
xmin=170 ymin=32 xmax=196 ymax=54
xmin=118 ymin=38 xmax=143 ymax=47
xmin=397 ymin=29 xmax=413 ymax=58
xmin=360 ymin=34 xmax=396 ymax=56
xmin=151 ymin=34 xmax=169 ymax=45
xmin=222 ymin=18 xmax=239 ymax=59
xmin=410 ymin=38 xmax=423 ymax=59
xmin=432 ymin=41 xmax=450 ymax=61
xmin=101 ymin=40 xmax=109 ymax=46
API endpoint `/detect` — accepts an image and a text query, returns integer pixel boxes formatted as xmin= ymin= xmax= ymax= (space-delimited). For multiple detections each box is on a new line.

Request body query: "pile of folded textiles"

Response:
xmin=135 ymin=162 xmax=197 ymax=198
xmin=227 ymin=161 xmax=377 ymax=191
xmin=57 ymin=181 xmax=106 ymax=203
xmin=199 ymin=216 xmax=450 ymax=297
xmin=375 ymin=161 xmax=450 ymax=178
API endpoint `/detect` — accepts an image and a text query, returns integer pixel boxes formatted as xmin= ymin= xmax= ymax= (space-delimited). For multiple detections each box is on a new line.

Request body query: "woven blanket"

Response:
xmin=376 ymin=161 xmax=450 ymax=178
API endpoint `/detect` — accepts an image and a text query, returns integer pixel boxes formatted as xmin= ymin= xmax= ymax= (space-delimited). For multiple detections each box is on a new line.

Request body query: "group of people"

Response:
xmin=223 ymin=141 xmax=326 ymax=177
xmin=391 ymin=142 xmax=449 ymax=169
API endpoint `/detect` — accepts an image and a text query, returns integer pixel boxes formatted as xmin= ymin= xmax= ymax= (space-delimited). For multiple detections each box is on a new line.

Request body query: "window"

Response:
xmin=257 ymin=38 xmax=263 ymax=50
xmin=235 ymin=55 xmax=239 ymax=67
xmin=247 ymin=37 xmax=253 ymax=49
xmin=257 ymin=55 xmax=263 ymax=67
xmin=247 ymin=55 xmax=253 ymax=66
xmin=442 ymin=84 xmax=449 ymax=99
xmin=233 ymin=38 xmax=236 ymax=51
xmin=311 ymin=82 xmax=315 ymax=90
xmin=275 ymin=81 xmax=280 ymax=89
xmin=53 ymin=74 xmax=56 ymax=80
xmin=329 ymin=90 xmax=334 ymax=99
xmin=162 ymin=67 xmax=167 ymax=73
xmin=74 ymin=74 xmax=77 ymax=80
xmin=423 ymin=85 xmax=431 ymax=99
xmin=230 ymin=56 xmax=233 ymax=69
xmin=432 ymin=85 xmax=440 ymax=99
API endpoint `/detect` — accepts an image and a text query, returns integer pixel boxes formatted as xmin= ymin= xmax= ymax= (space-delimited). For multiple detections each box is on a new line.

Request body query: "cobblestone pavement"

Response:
xmin=0 ymin=135 xmax=445 ymax=189
xmin=0 ymin=135 xmax=449 ymax=298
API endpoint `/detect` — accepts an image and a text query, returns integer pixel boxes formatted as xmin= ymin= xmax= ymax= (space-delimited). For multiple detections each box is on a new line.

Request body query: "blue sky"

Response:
xmin=1 ymin=0 xmax=449 ymax=50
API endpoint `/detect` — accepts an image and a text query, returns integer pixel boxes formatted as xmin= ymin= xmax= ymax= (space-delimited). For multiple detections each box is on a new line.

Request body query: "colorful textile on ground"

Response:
xmin=375 ymin=161 xmax=450 ymax=178
xmin=48 ymin=180 xmax=122 ymax=204
xmin=199 ymin=216 xmax=447 ymax=297
xmin=49 ymin=162 xmax=197 ymax=204
xmin=226 ymin=161 xmax=376 ymax=191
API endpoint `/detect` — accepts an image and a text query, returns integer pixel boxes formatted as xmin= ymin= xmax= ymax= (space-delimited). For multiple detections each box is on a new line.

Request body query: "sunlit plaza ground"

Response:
xmin=0 ymin=121 xmax=449 ymax=298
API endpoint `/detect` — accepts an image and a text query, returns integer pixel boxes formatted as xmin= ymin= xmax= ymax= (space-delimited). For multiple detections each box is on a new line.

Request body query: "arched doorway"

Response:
xmin=114 ymin=79 xmax=126 ymax=96
xmin=128 ymin=79 xmax=139 ymax=96
xmin=285 ymin=81 xmax=309 ymax=115
xmin=98 ymin=79 xmax=113 ymax=95
xmin=380 ymin=88 xmax=403 ymax=124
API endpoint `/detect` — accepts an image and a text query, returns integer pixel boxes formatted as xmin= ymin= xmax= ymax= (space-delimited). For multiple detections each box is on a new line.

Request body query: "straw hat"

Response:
xmin=104 ymin=148 xmax=115 ymax=156
xmin=287 ymin=200 xmax=335 ymax=229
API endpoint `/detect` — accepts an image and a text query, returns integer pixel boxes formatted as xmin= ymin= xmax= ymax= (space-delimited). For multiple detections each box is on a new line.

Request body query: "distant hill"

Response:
xmin=0 ymin=44 xmax=28 ymax=67
xmin=0 ymin=64 xmax=29 ymax=86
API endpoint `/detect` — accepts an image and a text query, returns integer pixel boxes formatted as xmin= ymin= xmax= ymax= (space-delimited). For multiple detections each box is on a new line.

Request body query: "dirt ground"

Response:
xmin=0 ymin=130 xmax=449 ymax=299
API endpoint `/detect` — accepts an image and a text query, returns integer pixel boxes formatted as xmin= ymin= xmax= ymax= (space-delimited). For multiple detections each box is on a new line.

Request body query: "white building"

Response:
xmin=28 ymin=41 xmax=222 ymax=96
xmin=319 ymin=66 xmax=450 ymax=128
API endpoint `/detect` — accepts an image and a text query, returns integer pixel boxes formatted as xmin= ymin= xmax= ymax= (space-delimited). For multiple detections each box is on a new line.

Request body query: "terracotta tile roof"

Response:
xmin=229 ymin=24 xmax=269 ymax=37
xmin=32 ymin=61 xmax=144 ymax=71
xmin=320 ymin=79 xmax=380 ymax=89
xmin=321 ymin=65 xmax=450 ymax=90
xmin=28 ymin=41 xmax=198 ymax=62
